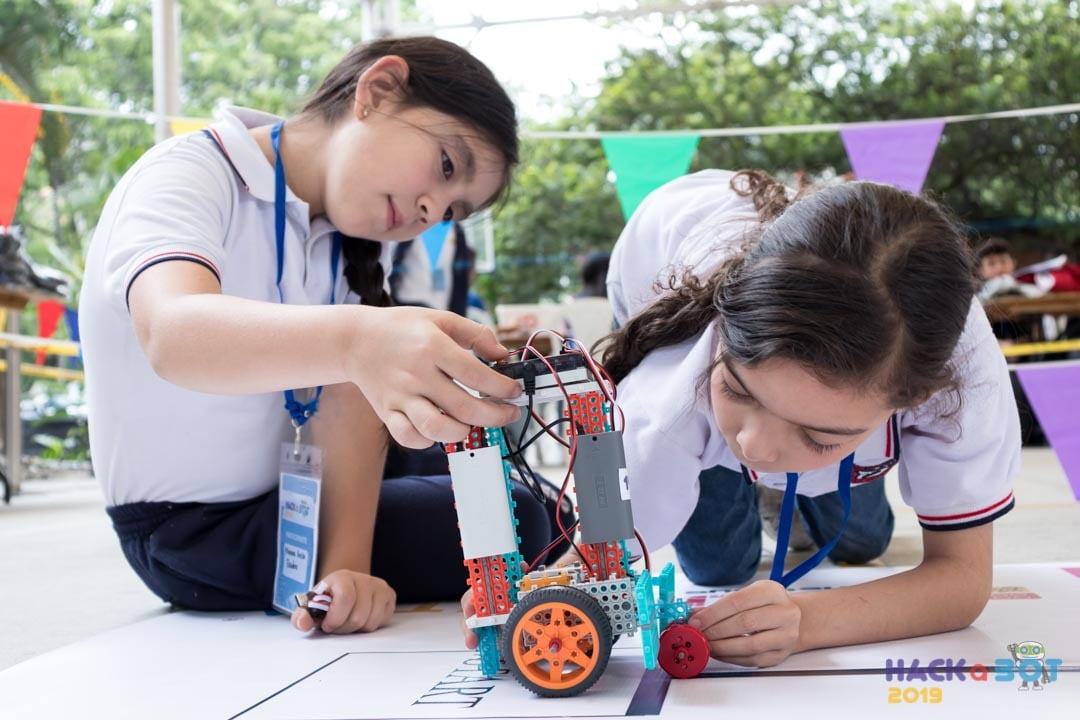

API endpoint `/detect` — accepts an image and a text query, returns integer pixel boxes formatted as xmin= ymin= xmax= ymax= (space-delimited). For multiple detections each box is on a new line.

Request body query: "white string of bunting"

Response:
xmin=525 ymin=102 xmax=1080 ymax=139
xmin=15 ymin=99 xmax=1080 ymax=138
xmin=28 ymin=101 xmax=207 ymax=125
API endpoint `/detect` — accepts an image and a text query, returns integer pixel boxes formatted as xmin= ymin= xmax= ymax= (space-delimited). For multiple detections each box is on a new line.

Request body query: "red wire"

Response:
xmin=513 ymin=331 xmax=584 ymax=561
xmin=529 ymin=408 xmax=571 ymax=448
xmin=563 ymin=339 xmax=622 ymax=431
xmin=634 ymin=529 xmax=652 ymax=573
xmin=514 ymin=329 xmax=631 ymax=568
xmin=556 ymin=429 xmax=584 ymax=561
xmin=525 ymin=520 xmax=581 ymax=573
xmin=520 ymin=333 xmax=578 ymax=442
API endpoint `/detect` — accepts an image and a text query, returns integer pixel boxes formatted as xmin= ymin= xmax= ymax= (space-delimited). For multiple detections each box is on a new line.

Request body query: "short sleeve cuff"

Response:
xmin=124 ymin=250 xmax=223 ymax=308
xmin=916 ymin=491 xmax=1015 ymax=531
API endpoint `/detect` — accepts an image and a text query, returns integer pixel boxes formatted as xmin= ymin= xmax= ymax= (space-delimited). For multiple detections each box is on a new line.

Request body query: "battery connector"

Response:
xmin=521 ymin=363 xmax=537 ymax=397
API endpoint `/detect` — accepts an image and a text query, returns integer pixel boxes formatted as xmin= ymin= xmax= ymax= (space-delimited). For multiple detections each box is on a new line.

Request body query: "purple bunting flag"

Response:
xmin=840 ymin=121 xmax=945 ymax=194
xmin=1015 ymin=362 xmax=1080 ymax=501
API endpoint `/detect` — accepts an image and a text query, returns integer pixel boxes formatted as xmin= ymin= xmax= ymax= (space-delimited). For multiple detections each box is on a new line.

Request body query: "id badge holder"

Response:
xmin=272 ymin=427 xmax=323 ymax=614
xmin=431 ymin=267 xmax=447 ymax=292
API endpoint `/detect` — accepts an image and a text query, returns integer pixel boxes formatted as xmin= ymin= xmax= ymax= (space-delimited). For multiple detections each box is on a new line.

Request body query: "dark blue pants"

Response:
xmin=672 ymin=464 xmax=895 ymax=586
xmin=106 ymin=445 xmax=568 ymax=611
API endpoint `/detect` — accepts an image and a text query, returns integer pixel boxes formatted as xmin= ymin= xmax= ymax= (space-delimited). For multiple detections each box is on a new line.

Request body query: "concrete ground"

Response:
xmin=1 ymin=448 xmax=1077 ymax=672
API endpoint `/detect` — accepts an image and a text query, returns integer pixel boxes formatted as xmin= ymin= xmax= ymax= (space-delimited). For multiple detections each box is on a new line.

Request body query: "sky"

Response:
xmin=410 ymin=1 xmax=676 ymax=123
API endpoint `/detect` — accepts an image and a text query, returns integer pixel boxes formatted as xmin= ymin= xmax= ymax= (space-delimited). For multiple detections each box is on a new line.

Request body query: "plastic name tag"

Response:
xmin=272 ymin=442 xmax=323 ymax=614
xmin=431 ymin=267 xmax=447 ymax=291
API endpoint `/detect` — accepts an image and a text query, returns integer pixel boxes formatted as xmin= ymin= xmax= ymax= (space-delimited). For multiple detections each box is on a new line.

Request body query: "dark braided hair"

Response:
xmin=340 ymin=238 xmax=391 ymax=307
xmin=300 ymin=36 xmax=519 ymax=305
xmin=600 ymin=170 xmax=975 ymax=411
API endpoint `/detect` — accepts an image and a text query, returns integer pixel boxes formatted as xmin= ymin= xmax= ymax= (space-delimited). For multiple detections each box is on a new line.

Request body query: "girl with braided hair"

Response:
xmin=80 ymin=37 xmax=564 ymax=635
xmin=598 ymin=169 xmax=1020 ymax=667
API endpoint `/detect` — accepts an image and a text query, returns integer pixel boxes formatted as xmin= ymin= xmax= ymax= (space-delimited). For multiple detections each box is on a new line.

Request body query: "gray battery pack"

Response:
xmin=573 ymin=430 xmax=635 ymax=544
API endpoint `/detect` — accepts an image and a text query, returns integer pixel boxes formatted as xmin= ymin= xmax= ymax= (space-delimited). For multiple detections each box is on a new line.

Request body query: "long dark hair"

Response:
xmin=600 ymin=170 xmax=975 ymax=410
xmin=300 ymin=36 xmax=519 ymax=307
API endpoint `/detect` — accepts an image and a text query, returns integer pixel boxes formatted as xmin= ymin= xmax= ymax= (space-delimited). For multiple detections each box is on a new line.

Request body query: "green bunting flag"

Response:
xmin=601 ymin=135 xmax=700 ymax=220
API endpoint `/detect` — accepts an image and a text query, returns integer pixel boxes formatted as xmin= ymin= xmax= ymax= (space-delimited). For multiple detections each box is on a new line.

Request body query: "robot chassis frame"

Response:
xmin=445 ymin=349 xmax=709 ymax=697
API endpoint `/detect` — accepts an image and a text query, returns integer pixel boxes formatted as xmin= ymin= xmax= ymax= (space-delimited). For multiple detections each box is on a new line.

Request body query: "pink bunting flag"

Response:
xmin=36 ymin=300 xmax=64 ymax=365
xmin=0 ymin=101 xmax=43 ymax=226
xmin=840 ymin=121 xmax=945 ymax=194
xmin=1015 ymin=362 xmax=1080 ymax=501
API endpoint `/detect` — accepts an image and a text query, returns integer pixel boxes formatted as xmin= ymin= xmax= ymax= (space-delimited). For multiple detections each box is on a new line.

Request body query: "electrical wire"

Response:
xmin=634 ymin=530 xmax=652 ymax=573
xmin=503 ymin=417 xmax=572 ymax=459
xmin=502 ymin=329 xmax=616 ymax=572
xmin=525 ymin=520 xmax=581 ymax=573
xmin=509 ymin=392 xmax=549 ymax=506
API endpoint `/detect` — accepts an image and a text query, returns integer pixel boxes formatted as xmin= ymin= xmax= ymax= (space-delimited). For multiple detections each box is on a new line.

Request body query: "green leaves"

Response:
xmin=487 ymin=0 xmax=1079 ymax=304
xmin=0 ymin=0 xmax=365 ymax=311
xmin=1 ymin=0 xmax=1076 ymax=314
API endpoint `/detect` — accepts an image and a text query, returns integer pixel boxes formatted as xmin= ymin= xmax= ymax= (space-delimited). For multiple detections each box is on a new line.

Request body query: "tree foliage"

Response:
xmin=0 ymin=0 xmax=364 ymax=302
xmin=491 ymin=0 xmax=1080 ymax=302
xmin=2 ymin=0 xmax=1077 ymax=310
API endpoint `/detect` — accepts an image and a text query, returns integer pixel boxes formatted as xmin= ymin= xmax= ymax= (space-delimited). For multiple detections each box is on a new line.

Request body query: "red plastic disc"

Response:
xmin=657 ymin=624 xmax=709 ymax=679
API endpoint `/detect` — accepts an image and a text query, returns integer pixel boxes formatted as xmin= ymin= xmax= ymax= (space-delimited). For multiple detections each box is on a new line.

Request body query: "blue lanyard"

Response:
xmin=769 ymin=453 xmax=855 ymax=588
xmin=270 ymin=120 xmax=342 ymax=430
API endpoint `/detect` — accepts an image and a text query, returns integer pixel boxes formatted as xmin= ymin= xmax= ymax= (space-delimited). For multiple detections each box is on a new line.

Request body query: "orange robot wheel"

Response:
xmin=502 ymin=586 xmax=613 ymax=697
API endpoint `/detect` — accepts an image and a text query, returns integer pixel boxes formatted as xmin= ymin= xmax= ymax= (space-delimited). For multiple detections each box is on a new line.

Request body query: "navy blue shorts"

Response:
xmin=106 ymin=446 xmax=572 ymax=611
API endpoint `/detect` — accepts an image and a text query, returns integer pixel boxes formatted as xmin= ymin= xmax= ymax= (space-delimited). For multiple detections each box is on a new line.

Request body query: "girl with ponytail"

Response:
xmin=81 ymin=37 xmax=564 ymax=635
xmin=598 ymin=169 xmax=1019 ymax=667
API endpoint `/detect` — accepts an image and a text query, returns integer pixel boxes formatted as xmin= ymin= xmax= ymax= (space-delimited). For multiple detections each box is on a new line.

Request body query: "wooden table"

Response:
xmin=984 ymin=292 xmax=1080 ymax=322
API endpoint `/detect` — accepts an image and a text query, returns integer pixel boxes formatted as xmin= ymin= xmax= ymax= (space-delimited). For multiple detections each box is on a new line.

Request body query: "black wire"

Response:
xmin=506 ymin=393 xmax=549 ymax=506
xmin=515 ymin=392 xmax=532 ymax=463
xmin=503 ymin=417 xmax=572 ymax=458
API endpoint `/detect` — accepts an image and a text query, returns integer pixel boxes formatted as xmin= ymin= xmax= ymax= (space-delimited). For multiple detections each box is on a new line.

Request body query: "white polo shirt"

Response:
xmin=609 ymin=170 xmax=1020 ymax=549
xmin=81 ymin=107 xmax=374 ymax=506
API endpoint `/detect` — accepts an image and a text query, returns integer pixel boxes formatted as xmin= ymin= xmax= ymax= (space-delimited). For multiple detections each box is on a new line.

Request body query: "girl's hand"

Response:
xmin=346 ymin=307 xmax=522 ymax=448
xmin=460 ymin=555 xmax=542 ymax=648
xmin=550 ymin=547 xmax=583 ymax=568
xmin=687 ymin=580 xmax=801 ymax=667
xmin=291 ymin=569 xmax=396 ymax=634
xmin=460 ymin=589 xmax=480 ymax=649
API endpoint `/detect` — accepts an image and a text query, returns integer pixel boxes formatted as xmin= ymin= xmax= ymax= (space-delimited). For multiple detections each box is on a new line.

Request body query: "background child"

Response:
xmin=598 ymin=169 xmax=1020 ymax=667
xmin=975 ymin=238 xmax=1044 ymax=304
xmin=79 ymin=36 xmax=561 ymax=635
xmin=975 ymin=238 xmax=1080 ymax=300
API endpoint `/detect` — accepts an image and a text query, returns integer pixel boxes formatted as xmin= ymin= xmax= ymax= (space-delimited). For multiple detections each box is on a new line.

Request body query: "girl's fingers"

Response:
xmin=399 ymin=395 xmax=472 ymax=444
xmin=291 ymin=606 xmax=316 ymax=632
xmin=700 ymin=605 xmax=793 ymax=642
xmin=461 ymin=591 xmax=479 ymax=649
xmin=689 ymin=580 xmax=785 ymax=631
xmin=707 ymin=626 xmax=794 ymax=659
xmin=712 ymin=649 xmax=792 ymax=668
xmin=381 ymin=592 xmax=396 ymax=628
xmin=425 ymin=373 xmax=520 ymax=429
xmin=319 ymin=576 xmax=355 ymax=634
xmin=434 ymin=313 xmax=516 ymax=364
xmin=395 ymin=379 xmax=516 ymax=443
xmin=442 ymin=353 xmax=522 ymax=403
xmin=383 ymin=409 xmax=434 ymax=449
xmin=348 ymin=584 xmax=375 ymax=633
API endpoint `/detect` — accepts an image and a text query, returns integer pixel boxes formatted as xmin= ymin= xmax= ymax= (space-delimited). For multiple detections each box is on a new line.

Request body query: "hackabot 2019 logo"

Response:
xmin=282 ymin=490 xmax=313 ymax=522
xmin=1006 ymin=641 xmax=1057 ymax=691
xmin=884 ymin=640 xmax=1060 ymax=703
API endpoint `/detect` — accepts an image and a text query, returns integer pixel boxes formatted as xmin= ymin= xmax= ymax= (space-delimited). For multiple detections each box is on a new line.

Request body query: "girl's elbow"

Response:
xmin=136 ymin=314 xmax=187 ymax=385
xmin=948 ymin=575 xmax=993 ymax=630
xmin=143 ymin=333 xmax=180 ymax=384
xmin=953 ymin=591 xmax=991 ymax=630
